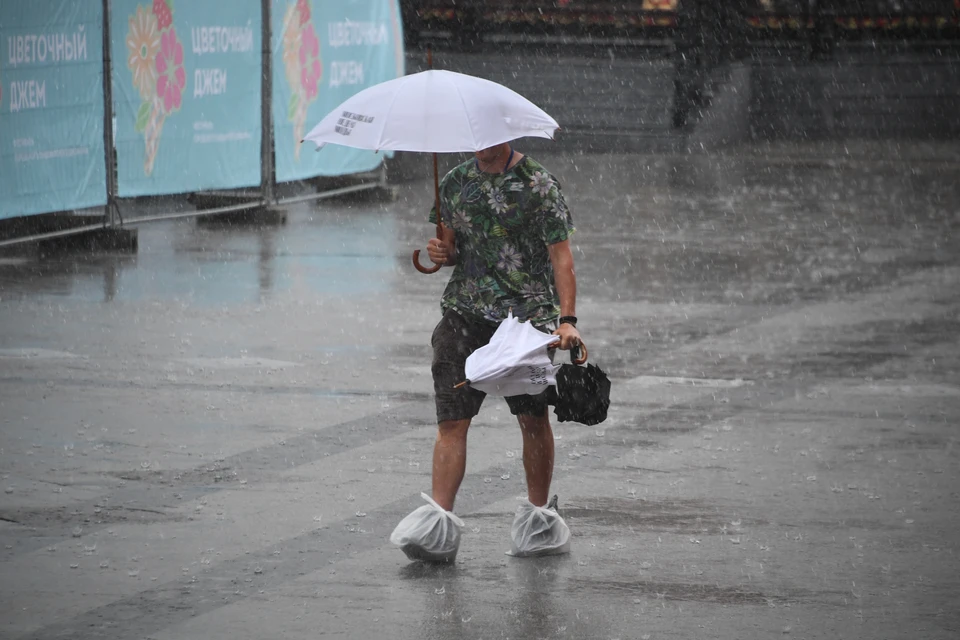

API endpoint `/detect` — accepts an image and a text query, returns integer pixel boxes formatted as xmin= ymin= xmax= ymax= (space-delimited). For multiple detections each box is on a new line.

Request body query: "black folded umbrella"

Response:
xmin=546 ymin=345 xmax=610 ymax=426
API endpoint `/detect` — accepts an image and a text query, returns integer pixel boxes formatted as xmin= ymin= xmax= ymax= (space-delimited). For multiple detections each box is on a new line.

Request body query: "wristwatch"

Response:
xmin=558 ymin=315 xmax=577 ymax=327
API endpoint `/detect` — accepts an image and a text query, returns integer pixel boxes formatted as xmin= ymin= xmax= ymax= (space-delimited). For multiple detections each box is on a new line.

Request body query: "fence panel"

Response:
xmin=0 ymin=0 xmax=106 ymax=220
xmin=110 ymin=0 xmax=263 ymax=197
xmin=271 ymin=0 xmax=404 ymax=182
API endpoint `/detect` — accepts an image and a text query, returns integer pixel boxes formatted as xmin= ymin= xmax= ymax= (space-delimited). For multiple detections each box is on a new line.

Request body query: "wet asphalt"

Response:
xmin=1 ymin=140 xmax=959 ymax=639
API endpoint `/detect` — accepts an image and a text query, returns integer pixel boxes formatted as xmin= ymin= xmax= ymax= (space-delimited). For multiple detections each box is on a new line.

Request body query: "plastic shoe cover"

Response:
xmin=390 ymin=493 xmax=465 ymax=563
xmin=507 ymin=496 xmax=571 ymax=557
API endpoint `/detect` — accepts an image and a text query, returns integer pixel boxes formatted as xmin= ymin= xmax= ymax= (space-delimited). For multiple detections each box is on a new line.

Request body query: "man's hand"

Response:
xmin=552 ymin=322 xmax=581 ymax=351
xmin=426 ymin=237 xmax=451 ymax=265
xmin=426 ymin=227 xmax=457 ymax=266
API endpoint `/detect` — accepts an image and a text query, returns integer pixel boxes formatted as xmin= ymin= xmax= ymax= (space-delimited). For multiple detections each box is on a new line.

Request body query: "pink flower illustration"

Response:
xmin=153 ymin=0 xmax=172 ymax=31
xmin=296 ymin=0 xmax=311 ymax=26
xmin=299 ymin=27 xmax=321 ymax=101
xmin=156 ymin=28 xmax=185 ymax=113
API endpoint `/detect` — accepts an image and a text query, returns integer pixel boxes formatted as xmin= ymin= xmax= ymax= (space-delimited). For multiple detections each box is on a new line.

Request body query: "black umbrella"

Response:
xmin=546 ymin=344 xmax=611 ymax=426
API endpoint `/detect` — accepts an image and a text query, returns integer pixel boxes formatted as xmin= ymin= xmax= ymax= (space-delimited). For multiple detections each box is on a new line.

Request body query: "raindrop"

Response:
xmin=99 ymin=561 xmax=109 ymax=569
xmin=254 ymin=566 xmax=263 ymax=574
xmin=71 ymin=526 xmax=83 ymax=538
xmin=70 ymin=563 xmax=79 ymax=569
xmin=500 ymin=473 xmax=510 ymax=480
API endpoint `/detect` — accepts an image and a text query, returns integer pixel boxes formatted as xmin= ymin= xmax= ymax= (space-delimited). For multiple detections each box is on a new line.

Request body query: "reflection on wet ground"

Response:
xmin=0 ymin=205 xmax=398 ymax=304
xmin=2 ymin=144 xmax=957 ymax=312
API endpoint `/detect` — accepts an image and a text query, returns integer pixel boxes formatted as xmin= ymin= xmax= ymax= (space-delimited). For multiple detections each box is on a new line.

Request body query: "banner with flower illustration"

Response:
xmin=111 ymin=0 xmax=262 ymax=197
xmin=0 ymin=0 xmax=106 ymax=220
xmin=271 ymin=0 xmax=405 ymax=182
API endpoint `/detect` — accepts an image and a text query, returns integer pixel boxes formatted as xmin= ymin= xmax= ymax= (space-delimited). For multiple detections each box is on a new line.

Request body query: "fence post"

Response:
xmin=261 ymin=0 xmax=275 ymax=206
xmin=102 ymin=0 xmax=120 ymax=225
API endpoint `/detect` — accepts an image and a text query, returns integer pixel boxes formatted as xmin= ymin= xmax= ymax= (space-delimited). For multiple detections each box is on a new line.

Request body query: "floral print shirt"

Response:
xmin=429 ymin=156 xmax=575 ymax=326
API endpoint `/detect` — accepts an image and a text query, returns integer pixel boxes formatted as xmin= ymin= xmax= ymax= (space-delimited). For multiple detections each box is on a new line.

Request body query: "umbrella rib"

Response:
xmin=448 ymin=74 xmax=479 ymax=150
xmin=378 ymin=75 xmax=410 ymax=150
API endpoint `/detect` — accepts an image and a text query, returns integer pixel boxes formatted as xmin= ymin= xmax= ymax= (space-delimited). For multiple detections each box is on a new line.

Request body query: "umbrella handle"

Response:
xmin=571 ymin=342 xmax=588 ymax=365
xmin=414 ymin=151 xmax=445 ymax=275
xmin=412 ymin=249 xmax=442 ymax=274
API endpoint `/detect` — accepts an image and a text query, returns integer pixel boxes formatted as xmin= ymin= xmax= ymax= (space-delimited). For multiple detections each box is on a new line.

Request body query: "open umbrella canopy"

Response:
xmin=461 ymin=312 xmax=560 ymax=397
xmin=302 ymin=69 xmax=560 ymax=153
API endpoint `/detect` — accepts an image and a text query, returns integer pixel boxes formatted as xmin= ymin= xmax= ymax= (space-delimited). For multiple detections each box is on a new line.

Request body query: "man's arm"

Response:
xmin=548 ymin=239 xmax=581 ymax=350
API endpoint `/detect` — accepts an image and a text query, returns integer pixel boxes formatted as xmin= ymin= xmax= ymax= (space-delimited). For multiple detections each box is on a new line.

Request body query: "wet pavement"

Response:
xmin=1 ymin=140 xmax=959 ymax=639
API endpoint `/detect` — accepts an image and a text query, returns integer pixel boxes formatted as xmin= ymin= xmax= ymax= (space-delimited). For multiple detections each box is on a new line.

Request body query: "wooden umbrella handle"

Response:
xmin=414 ymin=151 xmax=445 ymax=275
xmin=412 ymin=249 xmax=442 ymax=273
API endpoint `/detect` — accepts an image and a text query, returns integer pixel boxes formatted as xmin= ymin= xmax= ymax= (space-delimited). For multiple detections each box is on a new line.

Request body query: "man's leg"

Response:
xmin=432 ymin=418 xmax=471 ymax=511
xmin=518 ymin=410 xmax=554 ymax=507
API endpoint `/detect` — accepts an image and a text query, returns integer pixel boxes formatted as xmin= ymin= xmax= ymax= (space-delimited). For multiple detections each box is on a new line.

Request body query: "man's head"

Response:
xmin=474 ymin=143 xmax=511 ymax=166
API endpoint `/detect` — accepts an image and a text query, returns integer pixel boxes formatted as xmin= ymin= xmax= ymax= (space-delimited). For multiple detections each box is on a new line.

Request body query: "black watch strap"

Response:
xmin=558 ymin=315 xmax=578 ymax=327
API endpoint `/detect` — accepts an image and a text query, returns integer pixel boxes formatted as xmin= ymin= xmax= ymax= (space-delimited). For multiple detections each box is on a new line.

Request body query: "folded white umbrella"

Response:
xmin=461 ymin=312 xmax=560 ymax=397
xmin=302 ymin=69 xmax=559 ymax=153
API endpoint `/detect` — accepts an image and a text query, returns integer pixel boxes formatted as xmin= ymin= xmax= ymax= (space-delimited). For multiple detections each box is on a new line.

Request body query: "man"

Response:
xmin=391 ymin=142 xmax=580 ymax=561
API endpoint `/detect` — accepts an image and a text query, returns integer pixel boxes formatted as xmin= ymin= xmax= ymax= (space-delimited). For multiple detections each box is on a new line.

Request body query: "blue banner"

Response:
xmin=271 ymin=0 xmax=404 ymax=182
xmin=111 ymin=0 xmax=262 ymax=197
xmin=0 ymin=0 xmax=106 ymax=220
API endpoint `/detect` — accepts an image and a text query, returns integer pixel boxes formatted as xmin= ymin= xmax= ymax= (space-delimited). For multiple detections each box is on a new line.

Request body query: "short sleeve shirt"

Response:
xmin=428 ymin=155 xmax=575 ymax=325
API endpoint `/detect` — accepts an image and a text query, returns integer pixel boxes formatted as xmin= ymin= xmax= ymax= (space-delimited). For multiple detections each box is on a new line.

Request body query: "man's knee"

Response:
xmin=437 ymin=419 xmax=471 ymax=442
xmin=517 ymin=412 xmax=551 ymax=434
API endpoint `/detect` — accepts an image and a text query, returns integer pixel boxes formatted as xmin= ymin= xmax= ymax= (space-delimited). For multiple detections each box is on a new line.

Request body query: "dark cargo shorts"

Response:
xmin=432 ymin=309 xmax=556 ymax=423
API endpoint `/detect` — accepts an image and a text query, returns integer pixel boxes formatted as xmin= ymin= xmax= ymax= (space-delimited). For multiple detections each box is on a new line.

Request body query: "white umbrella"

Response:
xmin=458 ymin=312 xmax=561 ymax=397
xmin=302 ymin=69 xmax=559 ymax=153
xmin=302 ymin=64 xmax=560 ymax=274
